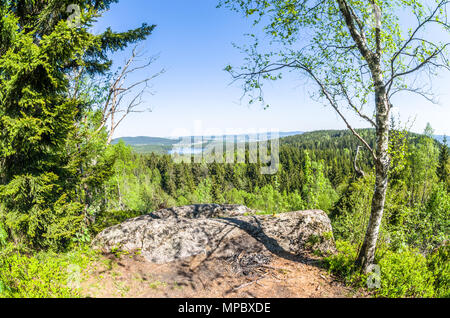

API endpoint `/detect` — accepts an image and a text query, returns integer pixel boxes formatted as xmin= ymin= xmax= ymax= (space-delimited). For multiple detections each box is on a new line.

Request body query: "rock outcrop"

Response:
xmin=92 ymin=204 xmax=336 ymax=264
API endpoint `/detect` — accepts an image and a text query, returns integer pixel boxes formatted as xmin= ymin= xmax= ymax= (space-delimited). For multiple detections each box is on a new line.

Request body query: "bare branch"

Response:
xmin=387 ymin=43 xmax=449 ymax=93
xmin=93 ymin=45 xmax=164 ymax=144
xmin=339 ymin=82 xmax=377 ymax=128
xmin=387 ymin=0 xmax=450 ymax=92
xmin=354 ymin=146 xmax=367 ymax=178
xmin=389 ymin=86 xmax=439 ymax=104
xmin=300 ymin=66 xmax=377 ymax=160
xmin=229 ymin=58 xmax=376 ymax=160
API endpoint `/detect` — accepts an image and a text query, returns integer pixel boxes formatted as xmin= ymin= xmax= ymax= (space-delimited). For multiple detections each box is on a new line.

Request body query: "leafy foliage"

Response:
xmin=325 ymin=240 xmax=448 ymax=298
xmin=0 ymin=0 xmax=154 ymax=250
xmin=427 ymin=244 xmax=450 ymax=298
xmin=0 ymin=244 xmax=96 ymax=298
xmin=376 ymin=248 xmax=435 ymax=298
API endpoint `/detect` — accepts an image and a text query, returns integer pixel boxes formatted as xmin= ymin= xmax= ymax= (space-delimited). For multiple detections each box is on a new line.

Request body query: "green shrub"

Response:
xmin=330 ymin=176 xmax=375 ymax=244
xmin=0 ymin=222 xmax=7 ymax=247
xmin=0 ymin=174 xmax=85 ymax=250
xmin=324 ymin=240 xmax=362 ymax=285
xmin=0 ymin=244 xmax=96 ymax=298
xmin=325 ymin=241 xmax=442 ymax=298
xmin=376 ymin=248 xmax=435 ymax=298
xmin=427 ymin=244 xmax=450 ymax=298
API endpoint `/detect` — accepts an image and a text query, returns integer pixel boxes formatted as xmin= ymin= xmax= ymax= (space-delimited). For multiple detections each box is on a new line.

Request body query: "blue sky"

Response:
xmin=94 ymin=0 xmax=450 ymax=138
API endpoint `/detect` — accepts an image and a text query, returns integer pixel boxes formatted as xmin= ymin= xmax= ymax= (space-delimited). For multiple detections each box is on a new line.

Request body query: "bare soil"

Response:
xmin=80 ymin=251 xmax=367 ymax=298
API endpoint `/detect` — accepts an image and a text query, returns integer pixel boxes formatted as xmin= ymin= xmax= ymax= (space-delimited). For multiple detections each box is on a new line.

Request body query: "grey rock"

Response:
xmin=92 ymin=205 xmax=336 ymax=264
xmin=151 ymin=204 xmax=254 ymax=219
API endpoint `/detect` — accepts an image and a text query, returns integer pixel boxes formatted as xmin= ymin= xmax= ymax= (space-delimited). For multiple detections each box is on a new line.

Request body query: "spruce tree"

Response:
xmin=437 ymin=136 xmax=449 ymax=189
xmin=0 ymin=0 xmax=155 ymax=249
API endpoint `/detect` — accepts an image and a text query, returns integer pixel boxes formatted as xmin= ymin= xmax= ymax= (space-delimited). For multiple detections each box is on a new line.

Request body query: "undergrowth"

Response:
xmin=323 ymin=240 xmax=449 ymax=298
xmin=0 ymin=244 xmax=98 ymax=298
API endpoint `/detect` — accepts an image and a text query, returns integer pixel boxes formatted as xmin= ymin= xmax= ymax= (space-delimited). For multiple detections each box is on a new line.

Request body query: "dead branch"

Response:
xmin=354 ymin=146 xmax=366 ymax=178
xmin=232 ymin=273 xmax=268 ymax=291
xmin=96 ymin=45 xmax=165 ymax=144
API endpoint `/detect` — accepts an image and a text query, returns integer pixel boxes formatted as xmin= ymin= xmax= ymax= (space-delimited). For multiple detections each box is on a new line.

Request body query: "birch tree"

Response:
xmin=219 ymin=0 xmax=450 ymax=272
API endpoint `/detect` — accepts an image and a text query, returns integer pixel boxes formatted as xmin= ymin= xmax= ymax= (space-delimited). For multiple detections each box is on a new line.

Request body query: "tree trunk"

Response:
xmin=107 ymin=110 xmax=115 ymax=145
xmin=356 ymin=77 xmax=391 ymax=273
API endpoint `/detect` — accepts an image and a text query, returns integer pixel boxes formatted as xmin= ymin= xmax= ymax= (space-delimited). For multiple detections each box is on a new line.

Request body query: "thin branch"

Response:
xmin=92 ymin=45 xmax=164 ymax=143
xmin=229 ymin=58 xmax=376 ymax=160
xmin=339 ymin=82 xmax=377 ymax=128
xmin=387 ymin=43 xmax=449 ymax=92
xmin=303 ymin=67 xmax=377 ymax=160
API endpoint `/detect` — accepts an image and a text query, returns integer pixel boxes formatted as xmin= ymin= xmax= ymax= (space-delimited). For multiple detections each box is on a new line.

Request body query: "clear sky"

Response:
xmin=94 ymin=0 xmax=450 ymax=138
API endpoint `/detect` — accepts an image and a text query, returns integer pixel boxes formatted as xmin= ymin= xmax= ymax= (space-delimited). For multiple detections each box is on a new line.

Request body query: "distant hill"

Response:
xmin=112 ymin=131 xmax=304 ymax=154
xmin=111 ymin=136 xmax=180 ymax=146
xmin=112 ymin=130 xmax=444 ymax=154
xmin=281 ymin=129 xmax=443 ymax=147
xmin=111 ymin=136 xmax=180 ymax=154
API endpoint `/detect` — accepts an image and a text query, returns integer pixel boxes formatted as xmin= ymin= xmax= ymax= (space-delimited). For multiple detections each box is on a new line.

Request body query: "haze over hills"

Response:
xmin=113 ymin=130 xmax=446 ymax=154
xmin=112 ymin=131 xmax=304 ymax=154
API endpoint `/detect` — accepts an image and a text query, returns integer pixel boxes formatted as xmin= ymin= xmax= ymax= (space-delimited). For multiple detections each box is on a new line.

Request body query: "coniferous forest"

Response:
xmin=0 ymin=0 xmax=449 ymax=299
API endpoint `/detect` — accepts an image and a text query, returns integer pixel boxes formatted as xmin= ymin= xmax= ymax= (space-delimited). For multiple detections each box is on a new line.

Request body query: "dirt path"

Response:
xmin=81 ymin=252 xmax=366 ymax=298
